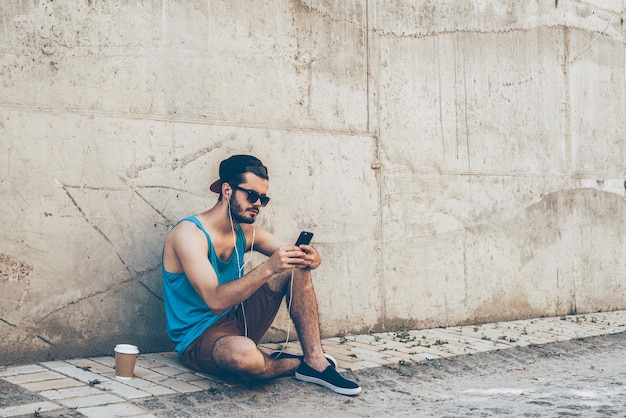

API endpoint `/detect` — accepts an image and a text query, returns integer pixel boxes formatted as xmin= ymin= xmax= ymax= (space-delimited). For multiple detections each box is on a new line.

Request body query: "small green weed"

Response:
xmin=394 ymin=331 xmax=416 ymax=342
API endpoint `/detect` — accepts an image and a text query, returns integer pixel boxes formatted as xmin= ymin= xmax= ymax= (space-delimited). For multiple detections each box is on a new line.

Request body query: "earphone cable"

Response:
xmin=227 ymin=196 xmax=249 ymax=338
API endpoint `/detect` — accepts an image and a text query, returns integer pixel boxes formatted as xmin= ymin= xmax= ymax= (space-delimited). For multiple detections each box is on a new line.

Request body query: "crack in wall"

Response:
xmin=126 ymin=140 xmax=225 ymax=179
xmin=0 ymin=264 xmax=161 ymax=348
xmin=295 ymin=0 xmax=365 ymax=29
xmin=37 ymin=265 xmax=161 ymax=323
xmin=138 ymin=279 xmax=162 ymax=301
xmin=369 ymin=23 xmax=621 ymax=41
xmin=568 ymin=15 xmax=615 ymax=64
xmin=16 ymin=279 xmax=30 ymax=309
xmin=36 ymin=335 xmax=54 ymax=346
xmin=0 ymin=317 xmax=17 ymax=327
xmin=55 ymin=178 xmax=132 ymax=276
xmin=1 ymin=317 xmax=54 ymax=347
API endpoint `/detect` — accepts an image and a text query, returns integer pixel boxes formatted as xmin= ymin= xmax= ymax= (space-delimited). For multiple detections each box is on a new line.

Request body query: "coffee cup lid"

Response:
xmin=114 ymin=344 xmax=139 ymax=354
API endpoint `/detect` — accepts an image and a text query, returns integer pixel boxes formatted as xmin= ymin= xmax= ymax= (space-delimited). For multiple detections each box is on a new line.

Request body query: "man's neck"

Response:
xmin=199 ymin=201 xmax=238 ymax=236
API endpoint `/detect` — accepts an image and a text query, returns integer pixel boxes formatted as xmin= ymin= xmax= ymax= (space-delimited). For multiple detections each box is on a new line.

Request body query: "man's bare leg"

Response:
xmin=278 ymin=268 xmax=332 ymax=372
xmin=277 ymin=268 xmax=361 ymax=395
xmin=211 ymin=269 xmax=360 ymax=394
xmin=210 ymin=269 xmax=330 ymax=379
xmin=209 ymin=269 xmax=308 ymax=380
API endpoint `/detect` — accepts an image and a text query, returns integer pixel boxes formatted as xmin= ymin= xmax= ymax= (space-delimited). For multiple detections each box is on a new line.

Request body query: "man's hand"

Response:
xmin=297 ymin=244 xmax=321 ymax=270
xmin=266 ymin=244 xmax=320 ymax=273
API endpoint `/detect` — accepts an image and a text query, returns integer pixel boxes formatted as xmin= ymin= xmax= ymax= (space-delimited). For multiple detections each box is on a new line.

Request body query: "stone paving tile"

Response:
xmin=160 ymin=352 xmax=178 ymax=359
xmin=535 ymin=320 xmax=588 ymax=338
xmin=150 ymin=365 xmax=187 ymax=377
xmin=134 ymin=357 xmax=166 ymax=369
xmin=0 ymin=401 xmax=62 ymax=418
xmin=142 ymin=373 xmax=170 ymax=384
xmin=174 ymin=371 xmax=206 ymax=383
xmin=467 ymin=325 xmax=543 ymax=346
xmin=142 ymin=354 xmax=183 ymax=369
xmin=503 ymin=322 xmax=569 ymax=342
xmin=413 ymin=352 xmax=443 ymax=360
xmin=469 ymin=326 xmax=554 ymax=345
xmin=412 ymin=333 xmax=485 ymax=355
xmin=132 ymin=365 xmax=165 ymax=379
xmin=3 ymin=370 xmax=66 ymax=385
xmin=66 ymin=358 xmax=116 ymax=374
xmin=0 ymin=364 xmax=48 ymax=378
xmin=550 ymin=318 xmax=624 ymax=335
xmin=370 ymin=334 xmax=457 ymax=359
xmin=41 ymin=361 xmax=110 ymax=385
xmin=77 ymin=402 xmax=153 ymax=418
xmin=39 ymin=360 xmax=72 ymax=370
xmin=352 ymin=359 xmax=382 ymax=368
xmin=38 ymin=385 xmax=103 ymax=400
xmin=186 ymin=377 xmax=232 ymax=390
xmin=153 ymin=377 xmax=204 ymax=393
xmin=89 ymin=356 xmax=116 ymax=368
xmin=96 ymin=379 xmax=152 ymax=399
xmin=19 ymin=377 xmax=85 ymax=392
xmin=137 ymin=384 xmax=178 ymax=397
xmin=115 ymin=371 xmax=167 ymax=389
xmin=352 ymin=351 xmax=404 ymax=366
xmin=371 ymin=345 xmax=429 ymax=363
xmin=344 ymin=338 xmax=441 ymax=362
xmin=58 ymin=392 xmax=124 ymax=408
xmin=517 ymin=323 xmax=587 ymax=341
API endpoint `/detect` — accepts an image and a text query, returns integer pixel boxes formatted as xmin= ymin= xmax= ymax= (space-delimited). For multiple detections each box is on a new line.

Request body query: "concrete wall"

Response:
xmin=1 ymin=0 xmax=624 ymax=365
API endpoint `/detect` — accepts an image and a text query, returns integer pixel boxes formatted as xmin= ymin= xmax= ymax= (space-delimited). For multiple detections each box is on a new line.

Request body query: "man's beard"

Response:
xmin=228 ymin=194 xmax=257 ymax=224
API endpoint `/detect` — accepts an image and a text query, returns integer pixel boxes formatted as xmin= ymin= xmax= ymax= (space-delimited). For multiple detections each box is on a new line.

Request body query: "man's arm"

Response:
xmin=168 ymin=223 xmax=315 ymax=314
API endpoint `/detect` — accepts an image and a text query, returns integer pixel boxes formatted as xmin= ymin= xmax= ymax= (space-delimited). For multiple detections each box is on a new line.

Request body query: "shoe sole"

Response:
xmin=295 ymin=371 xmax=362 ymax=396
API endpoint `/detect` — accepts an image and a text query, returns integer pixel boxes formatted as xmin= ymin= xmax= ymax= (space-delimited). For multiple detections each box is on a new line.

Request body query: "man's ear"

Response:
xmin=222 ymin=183 xmax=231 ymax=198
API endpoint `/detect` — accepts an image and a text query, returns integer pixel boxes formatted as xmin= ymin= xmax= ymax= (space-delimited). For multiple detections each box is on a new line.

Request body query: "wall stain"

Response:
xmin=0 ymin=253 xmax=33 ymax=281
xmin=0 ymin=253 xmax=33 ymax=309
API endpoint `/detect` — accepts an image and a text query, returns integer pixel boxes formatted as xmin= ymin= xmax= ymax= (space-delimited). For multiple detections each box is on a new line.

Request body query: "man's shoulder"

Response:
xmin=168 ymin=218 xmax=206 ymax=242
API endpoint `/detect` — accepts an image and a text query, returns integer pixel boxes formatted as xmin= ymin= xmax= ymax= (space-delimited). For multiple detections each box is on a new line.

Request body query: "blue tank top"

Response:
xmin=162 ymin=216 xmax=246 ymax=356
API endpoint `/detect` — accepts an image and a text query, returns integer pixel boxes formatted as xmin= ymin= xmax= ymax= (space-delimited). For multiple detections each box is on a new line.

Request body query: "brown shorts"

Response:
xmin=180 ymin=283 xmax=285 ymax=376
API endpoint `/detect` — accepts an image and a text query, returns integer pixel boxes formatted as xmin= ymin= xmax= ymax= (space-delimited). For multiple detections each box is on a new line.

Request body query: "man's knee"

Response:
xmin=213 ymin=337 xmax=266 ymax=377
xmin=265 ymin=270 xmax=292 ymax=294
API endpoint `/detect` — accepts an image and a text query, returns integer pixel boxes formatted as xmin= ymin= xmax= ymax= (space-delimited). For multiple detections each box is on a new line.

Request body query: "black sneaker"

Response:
xmin=269 ymin=350 xmax=337 ymax=369
xmin=295 ymin=361 xmax=361 ymax=396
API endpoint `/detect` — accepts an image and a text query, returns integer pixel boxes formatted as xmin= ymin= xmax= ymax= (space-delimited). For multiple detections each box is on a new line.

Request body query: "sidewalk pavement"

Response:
xmin=1 ymin=311 xmax=625 ymax=417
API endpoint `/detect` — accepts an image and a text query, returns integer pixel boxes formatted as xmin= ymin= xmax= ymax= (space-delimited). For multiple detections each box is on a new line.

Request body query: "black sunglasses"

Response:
xmin=231 ymin=185 xmax=270 ymax=207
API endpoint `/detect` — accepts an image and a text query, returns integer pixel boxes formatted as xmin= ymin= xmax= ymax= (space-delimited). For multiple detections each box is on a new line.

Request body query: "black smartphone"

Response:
xmin=295 ymin=231 xmax=313 ymax=246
